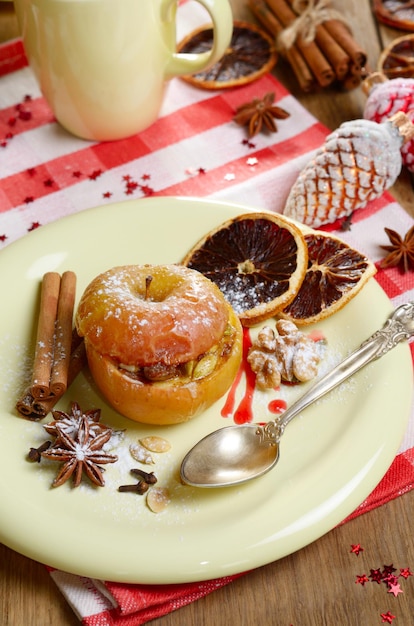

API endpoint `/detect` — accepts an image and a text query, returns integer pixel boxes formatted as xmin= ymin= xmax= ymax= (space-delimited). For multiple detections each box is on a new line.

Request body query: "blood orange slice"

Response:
xmin=176 ymin=21 xmax=278 ymax=90
xmin=279 ymin=230 xmax=377 ymax=325
xmin=378 ymin=34 xmax=414 ymax=79
xmin=181 ymin=212 xmax=308 ymax=327
xmin=374 ymin=0 xmax=414 ymax=32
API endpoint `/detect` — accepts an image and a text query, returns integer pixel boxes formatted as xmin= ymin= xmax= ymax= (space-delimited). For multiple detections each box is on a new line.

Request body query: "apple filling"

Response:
xmin=118 ymin=322 xmax=238 ymax=384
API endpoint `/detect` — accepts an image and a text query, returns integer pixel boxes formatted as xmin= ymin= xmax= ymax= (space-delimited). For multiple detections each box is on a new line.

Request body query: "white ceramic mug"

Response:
xmin=13 ymin=0 xmax=233 ymax=141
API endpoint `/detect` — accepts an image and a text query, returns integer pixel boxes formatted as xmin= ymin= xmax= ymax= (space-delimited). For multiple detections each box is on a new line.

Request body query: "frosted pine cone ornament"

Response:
xmin=283 ymin=113 xmax=414 ymax=228
xmin=363 ymin=73 xmax=414 ymax=172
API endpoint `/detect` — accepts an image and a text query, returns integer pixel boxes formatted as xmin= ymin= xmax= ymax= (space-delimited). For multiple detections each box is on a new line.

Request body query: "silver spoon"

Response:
xmin=180 ymin=302 xmax=414 ymax=488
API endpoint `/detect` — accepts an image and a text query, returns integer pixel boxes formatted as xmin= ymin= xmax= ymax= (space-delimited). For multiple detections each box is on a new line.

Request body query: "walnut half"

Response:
xmin=247 ymin=320 xmax=322 ymax=390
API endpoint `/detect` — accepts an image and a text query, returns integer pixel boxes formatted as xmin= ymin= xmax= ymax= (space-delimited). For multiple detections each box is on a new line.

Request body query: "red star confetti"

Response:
xmin=355 ymin=574 xmax=369 ymax=586
xmin=121 ymin=175 xmax=135 ymax=194
xmin=18 ymin=108 xmax=32 ymax=121
xmin=27 ymin=168 xmax=37 ymax=177
xmin=103 ymin=192 xmax=112 ymax=199
xmin=383 ymin=575 xmax=399 ymax=588
xmin=185 ymin=166 xmax=206 ymax=176
xmin=348 ymin=545 xmax=412 ymax=622
xmin=370 ymin=568 xmax=384 ymax=584
xmin=43 ymin=178 xmax=54 ymax=187
xmin=141 ymin=185 xmax=154 ymax=196
xmin=0 ymin=234 xmax=8 ymax=242
xmin=242 ymin=138 xmax=256 ymax=148
xmin=72 ymin=171 xmax=82 ymax=178
xmin=88 ymin=169 xmax=103 ymax=180
xmin=141 ymin=173 xmax=151 ymax=180
xmin=28 ymin=222 xmax=41 ymax=231
xmin=350 ymin=544 xmax=364 ymax=556
xmin=125 ymin=180 xmax=139 ymax=192
xmin=399 ymin=568 xmax=413 ymax=579
xmin=388 ymin=582 xmax=403 ymax=597
xmin=12 ymin=98 xmax=34 ymax=122
xmin=24 ymin=196 xmax=35 ymax=204
xmin=382 ymin=565 xmax=397 ymax=577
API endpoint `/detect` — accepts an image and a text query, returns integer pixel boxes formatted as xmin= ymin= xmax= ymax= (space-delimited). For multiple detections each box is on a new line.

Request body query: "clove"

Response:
xmin=118 ymin=469 xmax=158 ymax=495
xmin=27 ymin=440 xmax=51 ymax=462
xmin=118 ymin=481 xmax=149 ymax=495
xmin=130 ymin=468 xmax=158 ymax=484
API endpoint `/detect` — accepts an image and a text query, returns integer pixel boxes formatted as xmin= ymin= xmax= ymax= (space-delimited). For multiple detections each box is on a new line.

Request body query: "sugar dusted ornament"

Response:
xmin=363 ymin=72 xmax=414 ymax=172
xmin=283 ymin=112 xmax=414 ymax=228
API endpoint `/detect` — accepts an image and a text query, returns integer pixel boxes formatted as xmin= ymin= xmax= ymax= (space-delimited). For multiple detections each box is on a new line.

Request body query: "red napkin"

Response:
xmin=1 ymin=4 xmax=413 ymax=624
xmin=46 ymin=568 xmax=246 ymax=625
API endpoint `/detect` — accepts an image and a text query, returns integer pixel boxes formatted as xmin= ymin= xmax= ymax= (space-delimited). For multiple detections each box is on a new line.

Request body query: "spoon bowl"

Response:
xmin=181 ymin=424 xmax=279 ymax=487
xmin=180 ymin=303 xmax=414 ymax=488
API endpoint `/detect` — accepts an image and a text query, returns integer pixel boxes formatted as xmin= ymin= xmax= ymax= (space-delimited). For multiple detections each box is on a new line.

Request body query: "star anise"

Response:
xmin=379 ymin=225 xmax=414 ymax=273
xmin=233 ymin=92 xmax=290 ymax=137
xmin=44 ymin=401 xmax=106 ymax=439
xmin=41 ymin=416 xmax=118 ymax=487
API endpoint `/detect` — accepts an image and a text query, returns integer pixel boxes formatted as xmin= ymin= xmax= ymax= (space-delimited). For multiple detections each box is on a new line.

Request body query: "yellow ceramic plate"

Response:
xmin=0 ymin=197 xmax=411 ymax=584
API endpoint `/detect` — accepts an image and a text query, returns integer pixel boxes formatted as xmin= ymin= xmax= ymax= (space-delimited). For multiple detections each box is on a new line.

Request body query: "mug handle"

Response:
xmin=162 ymin=0 xmax=233 ymax=79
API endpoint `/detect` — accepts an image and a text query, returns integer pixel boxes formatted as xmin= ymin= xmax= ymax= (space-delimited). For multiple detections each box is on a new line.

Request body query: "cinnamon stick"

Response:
xmin=249 ymin=0 xmax=316 ymax=92
xmin=15 ymin=388 xmax=39 ymax=417
xmin=251 ymin=0 xmax=367 ymax=92
xmin=33 ymin=340 xmax=87 ymax=417
xmin=31 ymin=272 xmax=61 ymax=398
xmin=49 ymin=271 xmax=77 ymax=397
xmin=283 ymin=0 xmax=351 ymax=81
xmin=324 ymin=19 xmax=367 ymax=70
xmin=16 ymin=271 xmax=81 ymax=419
xmin=314 ymin=23 xmax=350 ymax=81
xmin=16 ymin=339 xmax=87 ymax=420
xmin=266 ymin=0 xmax=335 ymax=87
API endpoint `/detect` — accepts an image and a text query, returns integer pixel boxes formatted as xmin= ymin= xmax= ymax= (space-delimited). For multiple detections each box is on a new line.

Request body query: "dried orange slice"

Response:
xmin=279 ymin=230 xmax=377 ymax=326
xmin=176 ymin=21 xmax=278 ymax=90
xmin=378 ymin=34 xmax=414 ymax=79
xmin=181 ymin=212 xmax=308 ymax=327
xmin=374 ymin=0 xmax=414 ymax=32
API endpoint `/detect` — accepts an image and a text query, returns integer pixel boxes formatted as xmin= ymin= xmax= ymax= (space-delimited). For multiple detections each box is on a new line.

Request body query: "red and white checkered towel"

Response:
xmin=1 ymin=3 xmax=413 ymax=624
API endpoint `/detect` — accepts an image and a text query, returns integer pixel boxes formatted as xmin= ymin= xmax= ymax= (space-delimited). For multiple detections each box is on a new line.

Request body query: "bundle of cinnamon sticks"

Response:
xmin=16 ymin=271 xmax=86 ymax=420
xmin=249 ymin=0 xmax=368 ymax=92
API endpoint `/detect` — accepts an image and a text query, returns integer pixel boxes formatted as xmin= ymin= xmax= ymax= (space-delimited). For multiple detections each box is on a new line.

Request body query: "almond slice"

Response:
xmin=147 ymin=487 xmax=171 ymax=513
xmin=129 ymin=442 xmax=154 ymax=465
xmin=139 ymin=436 xmax=171 ymax=453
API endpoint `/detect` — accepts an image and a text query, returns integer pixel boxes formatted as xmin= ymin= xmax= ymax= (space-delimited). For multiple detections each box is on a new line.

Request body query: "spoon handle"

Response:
xmin=258 ymin=303 xmax=414 ymax=445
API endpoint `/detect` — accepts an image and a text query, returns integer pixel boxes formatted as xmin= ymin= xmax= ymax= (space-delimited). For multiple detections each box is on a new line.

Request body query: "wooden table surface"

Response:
xmin=1 ymin=1 xmax=413 ymax=624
